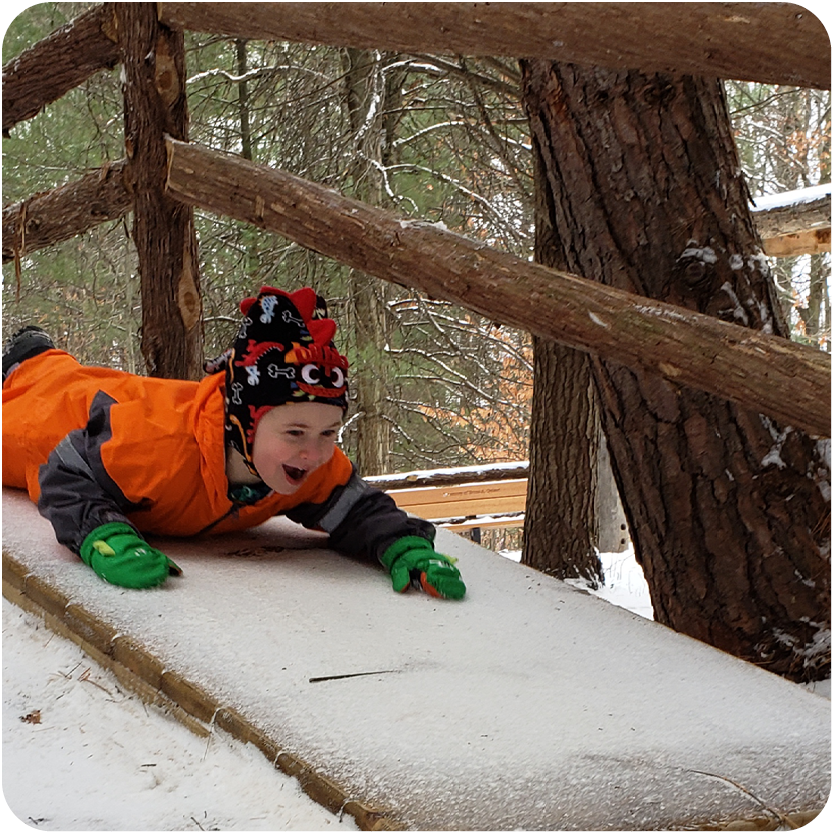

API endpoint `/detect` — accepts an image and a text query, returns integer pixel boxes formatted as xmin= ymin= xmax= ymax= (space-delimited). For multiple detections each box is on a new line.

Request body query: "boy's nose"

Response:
xmin=299 ymin=442 xmax=321 ymax=463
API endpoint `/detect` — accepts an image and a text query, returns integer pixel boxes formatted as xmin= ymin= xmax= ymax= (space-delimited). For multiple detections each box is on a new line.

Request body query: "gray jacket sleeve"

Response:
xmin=37 ymin=390 xmax=142 ymax=554
xmin=285 ymin=467 xmax=435 ymax=563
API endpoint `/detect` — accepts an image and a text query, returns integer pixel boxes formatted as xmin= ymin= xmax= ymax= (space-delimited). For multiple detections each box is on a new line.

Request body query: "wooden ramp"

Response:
xmin=2 ymin=489 xmax=829 ymax=831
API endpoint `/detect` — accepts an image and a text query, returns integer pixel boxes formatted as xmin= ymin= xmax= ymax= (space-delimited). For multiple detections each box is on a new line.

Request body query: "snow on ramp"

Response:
xmin=2 ymin=489 xmax=829 ymax=830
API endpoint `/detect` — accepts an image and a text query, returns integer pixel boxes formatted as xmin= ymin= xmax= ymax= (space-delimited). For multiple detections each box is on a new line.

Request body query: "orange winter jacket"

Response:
xmin=2 ymin=350 xmax=432 ymax=559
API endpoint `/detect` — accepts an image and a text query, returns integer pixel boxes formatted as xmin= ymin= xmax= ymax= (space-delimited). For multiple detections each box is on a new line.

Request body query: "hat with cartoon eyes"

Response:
xmin=208 ymin=286 xmax=349 ymax=477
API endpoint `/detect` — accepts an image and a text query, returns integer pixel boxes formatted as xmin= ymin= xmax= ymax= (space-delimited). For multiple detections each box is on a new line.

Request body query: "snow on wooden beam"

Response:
xmin=165 ymin=138 xmax=831 ymax=437
xmin=368 ymin=463 xmax=530 ymax=529
xmin=754 ymin=184 xmax=832 ymax=257
xmin=753 ymin=184 xmax=831 ymax=235
xmin=439 ymin=514 xmax=525 ymax=532
xmin=366 ymin=461 xmax=530 ymax=491
xmin=387 ymin=479 xmax=528 ymax=522
xmin=158 ymin=2 xmax=831 ymax=90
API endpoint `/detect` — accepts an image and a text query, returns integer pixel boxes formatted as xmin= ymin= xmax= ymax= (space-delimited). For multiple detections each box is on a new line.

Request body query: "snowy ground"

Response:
xmin=2 ymin=595 xmax=358 ymax=832
xmin=3 ymin=545 xmax=829 ymax=830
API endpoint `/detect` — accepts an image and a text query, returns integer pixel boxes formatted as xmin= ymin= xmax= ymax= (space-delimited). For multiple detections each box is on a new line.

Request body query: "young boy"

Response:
xmin=2 ymin=286 xmax=465 ymax=599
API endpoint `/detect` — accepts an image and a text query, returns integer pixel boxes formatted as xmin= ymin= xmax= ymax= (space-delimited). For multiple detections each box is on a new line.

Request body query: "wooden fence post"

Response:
xmin=117 ymin=3 xmax=202 ymax=379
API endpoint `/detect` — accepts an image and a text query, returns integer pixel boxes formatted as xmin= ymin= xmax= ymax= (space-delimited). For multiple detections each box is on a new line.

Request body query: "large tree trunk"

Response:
xmin=117 ymin=3 xmax=202 ymax=380
xmin=521 ymin=61 xmax=830 ymax=682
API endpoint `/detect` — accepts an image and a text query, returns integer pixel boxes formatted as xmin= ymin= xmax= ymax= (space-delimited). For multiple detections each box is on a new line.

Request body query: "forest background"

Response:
xmin=2 ymin=2 xmax=830 ymax=556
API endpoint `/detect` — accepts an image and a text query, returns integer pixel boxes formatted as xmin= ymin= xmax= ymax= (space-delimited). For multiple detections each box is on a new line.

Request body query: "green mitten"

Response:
xmin=381 ymin=536 xmax=466 ymax=600
xmin=80 ymin=522 xmax=181 ymax=589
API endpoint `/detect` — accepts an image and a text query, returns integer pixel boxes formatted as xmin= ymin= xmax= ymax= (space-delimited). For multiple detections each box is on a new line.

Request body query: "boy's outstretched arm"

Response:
xmin=286 ymin=468 xmax=466 ymax=599
xmin=38 ymin=391 xmax=180 ymax=589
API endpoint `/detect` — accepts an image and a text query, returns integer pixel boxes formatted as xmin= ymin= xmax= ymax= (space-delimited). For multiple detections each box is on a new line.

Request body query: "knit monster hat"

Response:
xmin=208 ymin=286 xmax=349 ymax=477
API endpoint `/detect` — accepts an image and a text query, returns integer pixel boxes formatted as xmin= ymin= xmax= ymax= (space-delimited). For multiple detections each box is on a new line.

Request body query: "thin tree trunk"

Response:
xmin=524 ymin=337 xmax=603 ymax=586
xmin=235 ymin=39 xmax=253 ymax=161
xmin=523 ymin=138 xmax=603 ymax=584
xmin=802 ymin=255 xmax=827 ymax=344
xmin=117 ymin=3 xmax=202 ymax=380
xmin=341 ymin=47 xmax=392 ymax=476
xmin=521 ymin=60 xmax=830 ymax=681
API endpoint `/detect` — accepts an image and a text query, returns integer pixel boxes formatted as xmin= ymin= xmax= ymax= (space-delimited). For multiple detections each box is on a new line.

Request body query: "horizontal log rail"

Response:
xmin=752 ymin=183 xmax=830 ymax=257
xmin=383 ymin=478 xmax=527 ymax=530
xmin=2 ymin=160 xmax=131 ymax=262
xmin=438 ymin=514 xmax=525 ymax=532
xmin=2 ymin=4 xmax=119 ymax=135
xmin=753 ymin=186 xmax=832 ymax=258
xmin=763 ymin=228 xmax=831 ymax=258
xmin=5 ymin=2 xmax=828 ymax=139
xmin=165 ymin=138 xmax=831 ymax=437
xmin=159 ymin=2 xmax=831 ymax=90
xmin=753 ymin=187 xmax=832 ymax=237
xmin=371 ymin=462 xmax=528 ymax=529
xmin=3 ymin=159 xmax=828 ymax=263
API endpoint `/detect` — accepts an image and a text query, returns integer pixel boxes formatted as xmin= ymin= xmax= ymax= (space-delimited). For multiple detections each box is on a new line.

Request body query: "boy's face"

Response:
xmin=251 ymin=401 xmax=343 ymax=494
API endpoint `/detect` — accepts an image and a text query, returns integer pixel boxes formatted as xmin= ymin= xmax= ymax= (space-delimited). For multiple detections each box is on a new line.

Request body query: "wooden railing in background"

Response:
xmin=365 ymin=463 xmax=528 ymax=530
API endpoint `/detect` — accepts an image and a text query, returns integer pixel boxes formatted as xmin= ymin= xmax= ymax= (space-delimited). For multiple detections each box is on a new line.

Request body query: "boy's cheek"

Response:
xmin=253 ymin=442 xmax=286 ymax=472
xmin=319 ymin=443 xmax=337 ymax=467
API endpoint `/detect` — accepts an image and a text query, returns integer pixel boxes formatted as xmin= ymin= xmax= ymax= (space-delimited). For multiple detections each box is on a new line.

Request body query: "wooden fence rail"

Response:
xmin=5 ymin=162 xmax=829 ymax=263
xmin=386 ymin=479 xmax=528 ymax=529
xmin=158 ymin=2 xmax=831 ymax=90
xmin=165 ymin=138 xmax=832 ymax=437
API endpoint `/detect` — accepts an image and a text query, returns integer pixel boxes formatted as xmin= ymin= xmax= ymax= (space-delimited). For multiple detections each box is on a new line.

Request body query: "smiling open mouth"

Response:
xmin=283 ymin=465 xmax=307 ymax=485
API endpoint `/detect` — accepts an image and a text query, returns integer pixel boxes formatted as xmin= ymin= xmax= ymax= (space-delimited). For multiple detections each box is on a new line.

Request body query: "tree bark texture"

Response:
xmin=158 ymin=2 xmax=830 ymax=90
xmin=341 ymin=47 xmax=393 ymax=477
xmin=523 ymin=337 xmax=603 ymax=586
xmin=2 ymin=160 xmax=131 ymax=263
xmin=521 ymin=61 xmax=830 ymax=681
xmin=165 ymin=138 xmax=831 ymax=438
xmin=1 ymin=3 xmax=120 ymax=135
xmin=523 ymin=139 xmax=603 ymax=585
xmin=117 ymin=4 xmax=202 ymax=380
